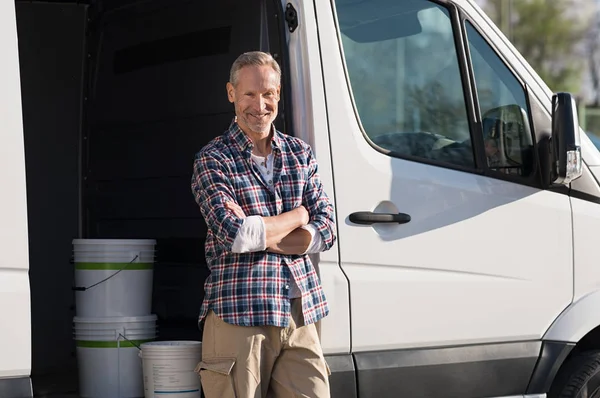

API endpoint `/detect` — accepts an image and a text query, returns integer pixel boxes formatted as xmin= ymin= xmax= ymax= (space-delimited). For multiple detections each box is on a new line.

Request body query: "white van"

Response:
xmin=3 ymin=0 xmax=600 ymax=397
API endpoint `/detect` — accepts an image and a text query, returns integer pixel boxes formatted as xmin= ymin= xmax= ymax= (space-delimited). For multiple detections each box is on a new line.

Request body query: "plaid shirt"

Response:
xmin=191 ymin=119 xmax=336 ymax=327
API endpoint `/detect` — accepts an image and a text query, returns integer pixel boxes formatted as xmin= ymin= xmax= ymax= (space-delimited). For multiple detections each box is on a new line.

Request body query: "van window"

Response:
xmin=465 ymin=22 xmax=534 ymax=177
xmin=335 ymin=0 xmax=475 ymax=168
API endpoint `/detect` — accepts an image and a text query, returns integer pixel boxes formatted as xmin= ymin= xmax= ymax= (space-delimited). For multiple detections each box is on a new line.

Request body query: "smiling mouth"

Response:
xmin=250 ymin=113 xmax=269 ymax=120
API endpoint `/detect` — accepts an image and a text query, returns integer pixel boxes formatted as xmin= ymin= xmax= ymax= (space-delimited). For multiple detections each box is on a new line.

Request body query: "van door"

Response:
xmin=316 ymin=0 xmax=572 ymax=396
xmin=0 ymin=1 xmax=32 ymax=396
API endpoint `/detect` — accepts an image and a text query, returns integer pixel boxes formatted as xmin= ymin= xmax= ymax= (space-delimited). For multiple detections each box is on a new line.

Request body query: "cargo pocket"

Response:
xmin=195 ymin=358 xmax=237 ymax=398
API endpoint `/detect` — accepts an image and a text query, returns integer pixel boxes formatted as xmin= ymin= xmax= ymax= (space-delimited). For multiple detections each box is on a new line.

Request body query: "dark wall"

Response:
xmin=84 ymin=0 xmax=283 ymax=336
xmin=16 ymin=2 xmax=87 ymax=376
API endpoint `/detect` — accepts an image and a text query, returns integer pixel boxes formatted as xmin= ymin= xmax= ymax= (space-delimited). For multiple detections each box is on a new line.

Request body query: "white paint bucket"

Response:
xmin=73 ymin=239 xmax=157 ymax=251
xmin=139 ymin=341 xmax=202 ymax=398
xmin=74 ymin=315 xmax=158 ymax=398
xmin=72 ymin=239 xmax=156 ymax=317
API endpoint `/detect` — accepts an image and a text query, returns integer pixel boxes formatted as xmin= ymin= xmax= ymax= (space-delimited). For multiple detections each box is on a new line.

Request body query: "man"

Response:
xmin=191 ymin=51 xmax=336 ymax=398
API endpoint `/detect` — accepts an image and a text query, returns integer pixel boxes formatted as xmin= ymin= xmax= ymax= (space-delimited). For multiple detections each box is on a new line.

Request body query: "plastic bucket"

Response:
xmin=74 ymin=265 xmax=153 ymax=317
xmin=139 ymin=341 xmax=202 ymax=398
xmin=74 ymin=252 xmax=156 ymax=263
xmin=74 ymin=315 xmax=158 ymax=398
xmin=73 ymin=239 xmax=156 ymax=317
xmin=73 ymin=239 xmax=157 ymax=251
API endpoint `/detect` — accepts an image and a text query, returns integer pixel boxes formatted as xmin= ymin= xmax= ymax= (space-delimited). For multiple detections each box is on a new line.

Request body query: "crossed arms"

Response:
xmin=191 ymin=148 xmax=336 ymax=256
xmin=225 ymin=201 xmax=313 ymax=255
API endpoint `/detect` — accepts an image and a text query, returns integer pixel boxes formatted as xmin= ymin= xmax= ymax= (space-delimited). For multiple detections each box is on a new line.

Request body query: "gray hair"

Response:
xmin=229 ymin=51 xmax=281 ymax=86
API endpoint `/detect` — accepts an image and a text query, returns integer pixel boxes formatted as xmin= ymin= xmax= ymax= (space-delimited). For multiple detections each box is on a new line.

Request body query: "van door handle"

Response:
xmin=349 ymin=211 xmax=411 ymax=225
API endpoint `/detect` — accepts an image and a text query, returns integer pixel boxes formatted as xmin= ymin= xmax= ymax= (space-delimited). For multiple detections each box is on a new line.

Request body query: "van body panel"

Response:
xmin=353 ymin=340 xmax=541 ymax=397
xmin=0 ymin=0 xmax=31 ymax=380
xmin=0 ymin=272 xmax=31 ymax=378
xmin=544 ymin=286 xmax=600 ymax=343
xmin=543 ymin=163 xmax=600 ymax=343
xmin=323 ymin=354 xmax=358 ymax=398
xmin=285 ymin=0 xmax=351 ymax=355
xmin=572 ymin=196 xmax=600 ymax=302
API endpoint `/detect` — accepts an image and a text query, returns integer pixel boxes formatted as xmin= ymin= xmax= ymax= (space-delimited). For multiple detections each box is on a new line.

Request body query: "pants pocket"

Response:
xmin=195 ymin=357 xmax=237 ymax=398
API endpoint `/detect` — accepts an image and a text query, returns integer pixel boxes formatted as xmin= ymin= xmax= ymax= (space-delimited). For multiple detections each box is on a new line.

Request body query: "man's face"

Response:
xmin=227 ymin=65 xmax=280 ymax=137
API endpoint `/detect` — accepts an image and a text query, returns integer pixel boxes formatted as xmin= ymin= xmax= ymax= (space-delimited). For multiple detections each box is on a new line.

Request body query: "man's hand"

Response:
xmin=225 ymin=201 xmax=246 ymax=218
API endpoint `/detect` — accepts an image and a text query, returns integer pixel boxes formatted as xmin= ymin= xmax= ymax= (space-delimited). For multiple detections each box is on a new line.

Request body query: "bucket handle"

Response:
xmin=118 ymin=333 xmax=143 ymax=351
xmin=72 ymin=254 xmax=140 ymax=292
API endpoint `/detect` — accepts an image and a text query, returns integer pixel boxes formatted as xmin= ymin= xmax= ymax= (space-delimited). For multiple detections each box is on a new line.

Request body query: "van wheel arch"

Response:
xmin=545 ymin=326 xmax=600 ymax=397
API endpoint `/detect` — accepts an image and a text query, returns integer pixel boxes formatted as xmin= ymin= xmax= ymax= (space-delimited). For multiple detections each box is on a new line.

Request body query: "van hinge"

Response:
xmin=285 ymin=3 xmax=298 ymax=33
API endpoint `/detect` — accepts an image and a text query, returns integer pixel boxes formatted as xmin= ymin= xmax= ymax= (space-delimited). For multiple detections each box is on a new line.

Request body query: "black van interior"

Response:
xmin=15 ymin=0 xmax=285 ymax=394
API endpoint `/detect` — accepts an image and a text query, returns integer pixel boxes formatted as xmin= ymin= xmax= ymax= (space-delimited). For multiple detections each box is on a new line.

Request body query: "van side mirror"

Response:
xmin=551 ymin=92 xmax=582 ymax=185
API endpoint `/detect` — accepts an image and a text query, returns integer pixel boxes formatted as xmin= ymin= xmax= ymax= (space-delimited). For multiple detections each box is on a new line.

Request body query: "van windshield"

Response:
xmin=587 ymin=132 xmax=600 ymax=151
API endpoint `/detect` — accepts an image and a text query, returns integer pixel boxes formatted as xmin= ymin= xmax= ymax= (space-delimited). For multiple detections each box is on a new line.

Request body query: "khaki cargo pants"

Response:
xmin=195 ymin=299 xmax=331 ymax=398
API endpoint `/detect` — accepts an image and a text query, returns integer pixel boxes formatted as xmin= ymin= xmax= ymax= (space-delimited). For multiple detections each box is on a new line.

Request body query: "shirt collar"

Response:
xmin=227 ymin=117 xmax=281 ymax=154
